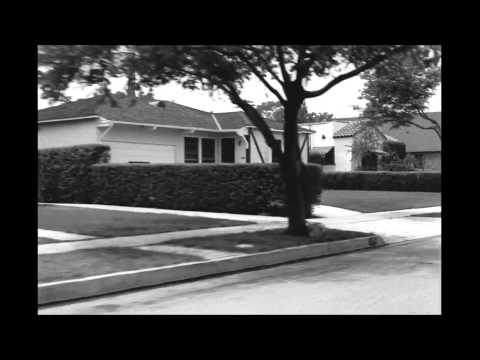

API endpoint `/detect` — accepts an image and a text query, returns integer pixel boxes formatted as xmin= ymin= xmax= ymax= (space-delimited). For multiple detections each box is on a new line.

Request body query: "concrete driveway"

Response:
xmin=39 ymin=236 xmax=441 ymax=315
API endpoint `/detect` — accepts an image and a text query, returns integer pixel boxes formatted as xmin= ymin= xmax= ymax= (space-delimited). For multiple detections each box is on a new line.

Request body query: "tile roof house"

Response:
xmin=38 ymin=94 xmax=312 ymax=165
xmin=302 ymin=112 xmax=441 ymax=172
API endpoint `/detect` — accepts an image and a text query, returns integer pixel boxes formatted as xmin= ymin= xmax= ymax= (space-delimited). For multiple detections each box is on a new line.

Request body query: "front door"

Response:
xmin=221 ymin=138 xmax=235 ymax=163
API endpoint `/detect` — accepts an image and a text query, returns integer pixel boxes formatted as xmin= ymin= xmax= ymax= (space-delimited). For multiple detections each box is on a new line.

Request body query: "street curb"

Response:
xmin=38 ymin=235 xmax=384 ymax=305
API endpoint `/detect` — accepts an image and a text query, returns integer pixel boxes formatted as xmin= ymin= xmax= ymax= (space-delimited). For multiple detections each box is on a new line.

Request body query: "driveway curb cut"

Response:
xmin=38 ymin=235 xmax=384 ymax=305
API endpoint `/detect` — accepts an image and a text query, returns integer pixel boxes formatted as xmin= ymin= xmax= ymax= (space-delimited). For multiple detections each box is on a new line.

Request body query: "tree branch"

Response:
xmin=242 ymin=45 xmax=285 ymax=89
xmin=417 ymin=108 xmax=441 ymax=130
xmin=224 ymin=84 xmax=283 ymax=160
xmin=236 ymin=53 xmax=287 ymax=105
xmin=276 ymin=45 xmax=291 ymax=84
xmin=303 ymin=45 xmax=414 ymax=99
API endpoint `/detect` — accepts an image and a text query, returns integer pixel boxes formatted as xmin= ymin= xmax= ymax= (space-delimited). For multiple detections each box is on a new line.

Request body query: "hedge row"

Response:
xmin=321 ymin=171 xmax=441 ymax=192
xmin=38 ymin=144 xmax=111 ymax=203
xmin=88 ymin=163 xmax=323 ymax=215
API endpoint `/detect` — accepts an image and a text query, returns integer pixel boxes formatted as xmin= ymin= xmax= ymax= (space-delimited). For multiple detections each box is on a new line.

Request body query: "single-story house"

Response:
xmin=38 ymin=94 xmax=313 ymax=164
xmin=378 ymin=112 xmax=441 ymax=171
xmin=302 ymin=112 xmax=441 ymax=172
xmin=302 ymin=119 xmax=393 ymax=172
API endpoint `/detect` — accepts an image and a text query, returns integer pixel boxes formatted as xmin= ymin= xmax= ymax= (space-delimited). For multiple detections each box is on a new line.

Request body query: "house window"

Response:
xmin=202 ymin=138 xmax=216 ymax=163
xmin=323 ymin=147 xmax=335 ymax=165
xmin=221 ymin=138 xmax=235 ymax=163
xmin=184 ymin=137 xmax=199 ymax=163
xmin=272 ymin=139 xmax=282 ymax=163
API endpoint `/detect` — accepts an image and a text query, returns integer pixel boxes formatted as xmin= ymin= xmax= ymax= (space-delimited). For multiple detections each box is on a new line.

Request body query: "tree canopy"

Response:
xmin=256 ymin=100 xmax=332 ymax=123
xmin=358 ymin=45 xmax=441 ymax=139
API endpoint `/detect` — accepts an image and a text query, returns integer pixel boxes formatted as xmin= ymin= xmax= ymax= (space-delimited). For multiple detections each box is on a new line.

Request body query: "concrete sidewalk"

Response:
xmin=38 ymin=206 xmax=441 ymax=255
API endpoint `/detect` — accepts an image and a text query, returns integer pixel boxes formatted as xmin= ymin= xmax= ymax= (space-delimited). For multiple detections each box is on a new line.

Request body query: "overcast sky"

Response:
xmin=37 ymin=74 xmax=441 ymax=118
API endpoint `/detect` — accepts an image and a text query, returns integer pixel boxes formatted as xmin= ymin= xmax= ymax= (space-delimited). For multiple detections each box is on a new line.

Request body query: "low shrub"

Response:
xmin=321 ymin=171 xmax=440 ymax=192
xmin=38 ymin=144 xmax=111 ymax=203
xmin=89 ymin=163 xmax=323 ymax=215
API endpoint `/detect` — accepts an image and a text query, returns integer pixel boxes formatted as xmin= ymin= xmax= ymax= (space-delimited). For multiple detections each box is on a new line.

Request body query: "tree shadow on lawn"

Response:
xmin=164 ymin=228 xmax=374 ymax=254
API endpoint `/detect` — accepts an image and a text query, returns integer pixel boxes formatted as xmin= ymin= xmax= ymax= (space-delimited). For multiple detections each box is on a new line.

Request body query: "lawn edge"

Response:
xmin=38 ymin=235 xmax=384 ymax=306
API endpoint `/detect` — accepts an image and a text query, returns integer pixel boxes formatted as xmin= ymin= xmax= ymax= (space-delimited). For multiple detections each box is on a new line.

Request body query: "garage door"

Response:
xmin=103 ymin=142 xmax=176 ymax=163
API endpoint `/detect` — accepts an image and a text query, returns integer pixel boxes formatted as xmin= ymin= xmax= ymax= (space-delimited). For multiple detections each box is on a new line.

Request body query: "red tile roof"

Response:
xmin=333 ymin=120 xmax=367 ymax=138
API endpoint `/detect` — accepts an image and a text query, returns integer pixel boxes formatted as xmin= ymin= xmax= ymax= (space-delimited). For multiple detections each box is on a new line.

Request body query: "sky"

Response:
xmin=37 ymin=73 xmax=441 ymax=118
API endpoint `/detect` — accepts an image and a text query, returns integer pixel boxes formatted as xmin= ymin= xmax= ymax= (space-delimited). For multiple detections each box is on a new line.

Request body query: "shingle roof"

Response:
xmin=38 ymin=95 xmax=312 ymax=132
xmin=214 ymin=111 xmax=285 ymax=131
xmin=37 ymin=96 xmax=101 ymax=121
xmin=97 ymin=98 xmax=218 ymax=130
xmin=379 ymin=112 xmax=441 ymax=152
xmin=331 ymin=113 xmax=441 ymax=152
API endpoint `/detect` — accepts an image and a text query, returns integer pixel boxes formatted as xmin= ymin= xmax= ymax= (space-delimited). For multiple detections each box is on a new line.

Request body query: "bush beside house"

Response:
xmin=38 ymin=144 xmax=111 ymax=203
xmin=38 ymin=144 xmax=322 ymax=215
xmin=321 ymin=171 xmax=440 ymax=192
xmin=88 ymin=163 xmax=323 ymax=215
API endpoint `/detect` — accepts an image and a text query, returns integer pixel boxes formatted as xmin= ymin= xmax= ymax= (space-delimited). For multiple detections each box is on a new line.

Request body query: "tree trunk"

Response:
xmin=282 ymin=100 xmax=309 ymax=236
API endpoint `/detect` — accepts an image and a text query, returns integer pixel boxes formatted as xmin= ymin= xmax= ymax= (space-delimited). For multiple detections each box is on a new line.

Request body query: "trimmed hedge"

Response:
xmin=88 ymin=163 xmax=323 ymax=215
xmin=38 ymin=144 xmax=111 ymax=203
xmin=321 ymin=171 xmax=441 ymax=192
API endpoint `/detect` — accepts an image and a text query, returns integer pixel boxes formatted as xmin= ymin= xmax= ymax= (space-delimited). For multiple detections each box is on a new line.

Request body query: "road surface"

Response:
xmin=38 ymin=236 xmax=441 ymax=315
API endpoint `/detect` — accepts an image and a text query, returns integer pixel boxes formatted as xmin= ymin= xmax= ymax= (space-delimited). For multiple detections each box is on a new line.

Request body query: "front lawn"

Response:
xmin=38 ymin=247 xmax=203 ymax=283
xmin=320 ymin=190 xmax=441 ymax=213
xmin=38 ymin=205 xmax=254 ymax=238
xmin=164 ymin=228 xmax=373 ymax=254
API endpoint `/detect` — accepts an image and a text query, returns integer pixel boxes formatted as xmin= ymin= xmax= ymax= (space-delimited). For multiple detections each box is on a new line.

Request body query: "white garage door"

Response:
xmin=104 ymin=142 xmax=176 ymax=163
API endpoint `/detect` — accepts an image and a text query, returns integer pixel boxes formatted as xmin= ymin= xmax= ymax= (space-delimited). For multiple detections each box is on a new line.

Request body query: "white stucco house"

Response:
xmin=38 ymin=94 xmax=313 ymax=164
xmin=302 ymin=112 xmax=441 ymax=171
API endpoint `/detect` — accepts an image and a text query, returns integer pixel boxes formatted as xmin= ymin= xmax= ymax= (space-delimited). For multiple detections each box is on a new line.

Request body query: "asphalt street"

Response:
xmin=38 ymin=236 xmax=441 ymax=315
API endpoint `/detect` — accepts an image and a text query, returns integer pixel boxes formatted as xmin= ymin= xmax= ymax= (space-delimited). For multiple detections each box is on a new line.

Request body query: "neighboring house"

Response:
xmin=302 ymin=119 xmax=384 ymax=171
xmin=378 ymin=112 xmax=441 ymax=171
xmin=302 ymin=111 xmax=441 ymax=171
xmin=38 ymin=94 xmax=313 ymax=164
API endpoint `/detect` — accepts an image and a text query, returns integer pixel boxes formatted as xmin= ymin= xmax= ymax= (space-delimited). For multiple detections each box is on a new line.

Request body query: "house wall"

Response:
xmin=304 ymin=122 xmax=335 ymax=148
xmin=410 ymin=151 xmax=441 ymax=171
xmin=101 ymin=124 xmax=186 ymax=163
xmin=239 ymin=129 xmax=309 ymax=164
xmin=423 ymin=152 xmax=441 ymax=171
xmin=38 ymin=119 xmax=99 ymax=149
xmin=334 ymin=137 xmax=353 ymax=171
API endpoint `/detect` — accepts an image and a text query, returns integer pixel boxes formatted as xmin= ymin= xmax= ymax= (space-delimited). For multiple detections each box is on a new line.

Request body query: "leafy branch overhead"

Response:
xmin=359 ymin=45 xmax=441 ymax=139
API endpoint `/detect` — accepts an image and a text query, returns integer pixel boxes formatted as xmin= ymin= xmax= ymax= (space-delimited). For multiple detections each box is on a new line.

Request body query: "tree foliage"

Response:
xmin=359 ymin=45 xmax=441 ymax=139
xmin=256 ymin=100 xmax=332 ymax=123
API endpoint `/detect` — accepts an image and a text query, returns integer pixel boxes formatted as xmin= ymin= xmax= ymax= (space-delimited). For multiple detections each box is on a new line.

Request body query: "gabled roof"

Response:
xmin=38 ymin=94 xmax=312 ymax=133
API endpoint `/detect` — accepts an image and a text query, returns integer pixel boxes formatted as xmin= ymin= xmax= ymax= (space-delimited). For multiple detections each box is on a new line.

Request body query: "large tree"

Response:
xmin=358 ymin=45 xmax=441 ymax=139
xmin=39 ymin=44 xmax=425 ymax=235
xmin=256 ymin=100 xmax=333 ymax=123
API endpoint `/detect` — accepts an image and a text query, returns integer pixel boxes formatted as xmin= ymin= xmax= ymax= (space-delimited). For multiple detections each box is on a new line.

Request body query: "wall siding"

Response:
xmin=38 ymin=119 xmax=98 ymax=149
xmin=334 ymin=137 xmax=353 ymax=171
